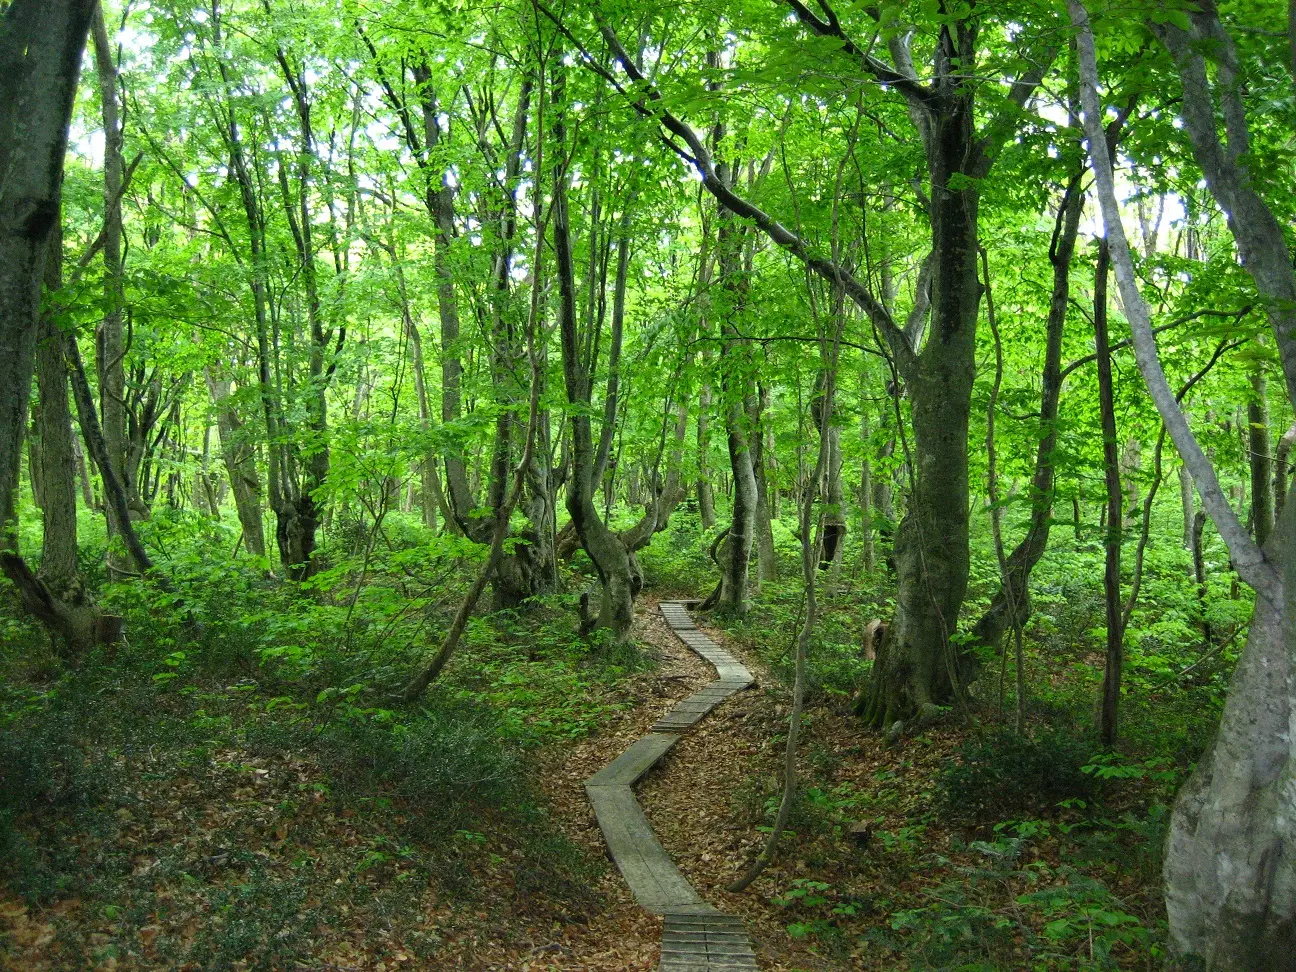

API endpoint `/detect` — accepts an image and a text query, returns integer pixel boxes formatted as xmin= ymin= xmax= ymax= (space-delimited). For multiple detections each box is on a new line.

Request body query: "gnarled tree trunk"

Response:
xmin=969 ymin=169 xmax=1085 ymax=666
xmin=0 ymin=0 xmax=96 ymax=623
xmin=551 ymin=61 xmax=637 ymax=640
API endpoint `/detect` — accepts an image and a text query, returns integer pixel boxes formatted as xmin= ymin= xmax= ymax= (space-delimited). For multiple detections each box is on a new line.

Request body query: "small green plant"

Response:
xmin=884 ymin=837 xmax=1161 ymax=969
xmin=770 ymin=878 xmax=866 ymax=941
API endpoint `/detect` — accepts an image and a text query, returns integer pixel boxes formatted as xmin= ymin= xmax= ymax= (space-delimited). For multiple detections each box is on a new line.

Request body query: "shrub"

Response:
xmin=247 ymin=691 xmax=522 ymax=834
xmin=0 ymin=693 xmax=112 ymax=901
xmin=936 ymin=727 xmax=1096 ymax=823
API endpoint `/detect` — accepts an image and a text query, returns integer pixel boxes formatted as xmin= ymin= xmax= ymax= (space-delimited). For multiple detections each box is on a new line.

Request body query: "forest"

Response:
xmin=1 ymin=0 xmax=1294 ymax=969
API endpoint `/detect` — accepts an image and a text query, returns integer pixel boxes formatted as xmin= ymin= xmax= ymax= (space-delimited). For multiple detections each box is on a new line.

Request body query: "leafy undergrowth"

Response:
xmin=0 ymin=581 xmax=653 ymax=971
xmin=1 ymin=505 xmax=1231 ymax=971
xmin=678 ymin=591 xmax=1192 ymax=972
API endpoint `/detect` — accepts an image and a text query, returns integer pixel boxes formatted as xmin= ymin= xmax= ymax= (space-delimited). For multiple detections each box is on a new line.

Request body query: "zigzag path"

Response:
xmin=584 ymin=601 xmax=760 ymax=972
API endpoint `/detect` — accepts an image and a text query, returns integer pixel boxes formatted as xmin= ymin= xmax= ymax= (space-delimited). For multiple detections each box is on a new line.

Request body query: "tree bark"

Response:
xmin=697 ymin=378 xmax=717 ymax=529
xmin=858 ymin=402 xmax=875 ymax=575
xmin=1276 ymin=423 xmax=1296 ymax=522
xmin=1249 ymin=369 xmax=1273 ymax=547
xmin=1180 ymin=462 xmax=1196 ymax=548
xmin=752 ymin=383 xmax=777 ymax=585
xmin=35 ymin=221 xmax=81 ymax=595
xmin=205 ymin=371 xmax=266 ymax=558
xmin=1094 ymin=241 xmax=1124 ymax=748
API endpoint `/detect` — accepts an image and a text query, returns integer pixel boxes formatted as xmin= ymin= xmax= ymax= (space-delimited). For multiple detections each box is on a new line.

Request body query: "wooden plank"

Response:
xmin=582 ymin=600 xmax=760 ymax=969
xmin=585 ymin=733 xmax=679 ymax=787
xmin=585 ymin=785 xmax=704 ymax=914
xmin=665 ymin=700 xmax=721 ymax=714
xmin=659 ymin=913 xmax=758 ymax=971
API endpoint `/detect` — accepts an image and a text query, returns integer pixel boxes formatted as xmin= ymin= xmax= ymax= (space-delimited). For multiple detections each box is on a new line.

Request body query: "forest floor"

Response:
xmin=528 ymin=593 xmax=1169 ymax=971
xmin=1 ymin=591 xmax=1169 ymax=970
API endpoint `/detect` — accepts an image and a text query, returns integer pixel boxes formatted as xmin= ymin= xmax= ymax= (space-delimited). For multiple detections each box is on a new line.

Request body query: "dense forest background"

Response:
xmin=1 ymin=0 xmax=1294 ymax=968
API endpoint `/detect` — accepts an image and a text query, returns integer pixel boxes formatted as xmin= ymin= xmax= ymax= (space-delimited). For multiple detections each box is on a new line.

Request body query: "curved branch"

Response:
xmin=1070 ymin=0 xmax=1278 ymax=602
xmin=536 ymin=3 xmax=915 ymax=373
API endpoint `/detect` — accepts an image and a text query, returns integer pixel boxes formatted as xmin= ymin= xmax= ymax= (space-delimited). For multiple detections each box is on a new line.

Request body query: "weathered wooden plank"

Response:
xmin=659 ymin=912 xmax=759 ymax=972
xmin=585 ymin=733 xmax=679 ymax=787
xmin=583 ymin=602 xmax=759 ymax=969
xmin=663 ymin=921 xmax=749 ymax=933
xmin=586 ymin=784 xmax=703 ymax=914
xmin=665 ymin=700 xmax=721 ymax=715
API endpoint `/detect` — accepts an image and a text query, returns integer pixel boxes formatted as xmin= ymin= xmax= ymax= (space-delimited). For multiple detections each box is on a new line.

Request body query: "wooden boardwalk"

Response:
xmin=584 ymin=601 xmax=759 ymax=971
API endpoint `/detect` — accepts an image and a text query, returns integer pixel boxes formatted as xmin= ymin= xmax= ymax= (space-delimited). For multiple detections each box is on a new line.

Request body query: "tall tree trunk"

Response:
xmin=752 ymin=383 xmax=777 ymax=585
xmin=816 ymin=366 xmax=847 ymax=592
xmin=872 ymin=434 xmax=895 ymax=573
xmin=212 ymin=3 xmax=286 ymax=574
xmin=1275 ymin=423 xmax=1296 ymax=522
xmin=551 ymin=60 xmax=637 ymax=640
xmin=970 ymin=171 xmax=1084 ymax=662
xmin=697 ymin=377 xmax=717 ymax=529
xmin=859 ymin=105 xmax=981 ymax=730
xmin=1119 ymin=437 xmax=1141 ymax=528
xmin=714 ymin=156 xmax=757 ymax=616
xmin=72 ymin=427 xmax=95 ymax=510
xmin=1249 ymin=369 xmax=1273 ymax=547
xmin=35 ymin=221 xmax=81 ymax=596
xmin=0 ymin=0 xmax=94 ymax=550
xmin=205 ymin=371 xmax=266 ymax=558
xmin=718 ymin=386 xmax=758 ymax=615
xmin=1180 ymin=462 xmax=1196 ymax=548
xmin=858 ymin=403 xmax=875 ymax=575
xmin=271 ymin=45 xmax=331 ymax=581
xmin=92 ymin=4 xmax=134 ymax=565
xmin=1094 ymin=241 xmax=1124 ymax=748
xmin=5 ymin=200 xmax=102 ymax=654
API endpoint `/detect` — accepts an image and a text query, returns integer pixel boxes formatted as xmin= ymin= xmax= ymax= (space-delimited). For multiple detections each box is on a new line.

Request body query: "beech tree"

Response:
xmin=0 ymin=0 xmax=98 ymax=646
xmin=1072 ymin=0 xmax=1296 ymax=964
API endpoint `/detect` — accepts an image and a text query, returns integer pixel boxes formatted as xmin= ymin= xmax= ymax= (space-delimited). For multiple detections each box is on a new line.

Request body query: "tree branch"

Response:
xmin=1070 ymin=0 xmax=1278 ymax=602
xmin=550 ymin=7 xmax=914 ymax=371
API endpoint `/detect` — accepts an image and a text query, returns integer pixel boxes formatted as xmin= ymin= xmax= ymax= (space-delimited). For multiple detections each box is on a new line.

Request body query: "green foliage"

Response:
xmin=936 ymin=728 xmax=1097 ymax=824
xmin=297 ymin=695 xmax=522 ymax=831
xmin=771 ymin=877 xmax=868 ymax=942
xmin=883 ymin=838 xmax=1163 ymax=970
xmin=0 ymin=688 xmax=114 ymax=903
